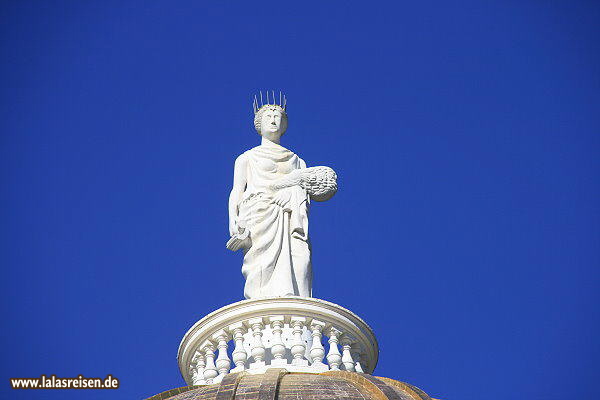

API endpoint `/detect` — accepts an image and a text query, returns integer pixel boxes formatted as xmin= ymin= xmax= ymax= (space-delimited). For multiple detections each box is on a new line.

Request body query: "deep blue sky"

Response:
xmin=1 ymin=1 xmax=598 ymax=399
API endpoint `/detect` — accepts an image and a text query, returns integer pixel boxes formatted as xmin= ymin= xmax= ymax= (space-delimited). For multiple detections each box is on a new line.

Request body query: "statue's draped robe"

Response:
xmin=237 ymin=141 xmax=311 ymax=299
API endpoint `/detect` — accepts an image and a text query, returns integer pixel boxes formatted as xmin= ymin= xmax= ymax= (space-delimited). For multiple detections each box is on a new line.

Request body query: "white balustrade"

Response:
xmin=185 ymin=320 xmax=369 ymax=382
xmin=178 ymin=297 xmax=378 ymax=385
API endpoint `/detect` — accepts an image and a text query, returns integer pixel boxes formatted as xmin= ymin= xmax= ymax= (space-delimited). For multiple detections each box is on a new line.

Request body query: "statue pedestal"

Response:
xmin=177 ymin=296 xmax=378 ymax=385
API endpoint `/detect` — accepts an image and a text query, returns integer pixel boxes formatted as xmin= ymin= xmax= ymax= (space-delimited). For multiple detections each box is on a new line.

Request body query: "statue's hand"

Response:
xmin=271 ymin=190 xmax=292 ymax=209
xmin=226 ymin=228 xmax=251 ymax=252
xmin=270 ymin=169 xmax=302 ymax=190
xmin=229 ymin=219 xmax=238 ymax=237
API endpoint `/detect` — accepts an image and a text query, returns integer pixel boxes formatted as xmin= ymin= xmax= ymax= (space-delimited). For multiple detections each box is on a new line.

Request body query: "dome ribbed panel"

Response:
xmin=147 ymin=370 xmax=432 ymax=400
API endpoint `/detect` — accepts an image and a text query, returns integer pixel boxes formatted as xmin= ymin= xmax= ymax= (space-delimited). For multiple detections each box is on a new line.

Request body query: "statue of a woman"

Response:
xmin=227 ymin=93 xmax=336 ymax=299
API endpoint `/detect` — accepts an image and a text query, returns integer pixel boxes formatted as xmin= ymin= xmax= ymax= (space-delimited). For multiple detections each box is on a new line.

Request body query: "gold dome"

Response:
xmin=146 ymin=368 xmax=434 ymax=400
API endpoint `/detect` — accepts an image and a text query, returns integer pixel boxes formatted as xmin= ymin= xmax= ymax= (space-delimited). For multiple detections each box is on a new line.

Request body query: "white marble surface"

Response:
xmin=227 ymin=102 xmax=337 ymax=299
xmin=177 ymin=296 xmax=378 ymax=385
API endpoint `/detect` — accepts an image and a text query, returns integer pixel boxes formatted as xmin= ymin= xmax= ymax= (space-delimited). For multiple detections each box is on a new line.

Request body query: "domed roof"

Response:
xmin=146 ymin=368 xmax=433 ymax=400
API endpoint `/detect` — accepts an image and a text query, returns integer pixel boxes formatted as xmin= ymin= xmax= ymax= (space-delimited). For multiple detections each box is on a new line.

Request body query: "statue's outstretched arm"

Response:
xmin=269 ymin=162 xmax=337 ymax=203
xmin=228 ymin=154 xmax=248 ymax=237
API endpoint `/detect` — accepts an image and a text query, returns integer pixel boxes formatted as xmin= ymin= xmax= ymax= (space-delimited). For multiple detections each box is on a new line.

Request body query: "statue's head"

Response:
xmin=254 ymin=105 xmax=288 ymax=140
xmin=252 ymin=91 xmax=288 ymax=141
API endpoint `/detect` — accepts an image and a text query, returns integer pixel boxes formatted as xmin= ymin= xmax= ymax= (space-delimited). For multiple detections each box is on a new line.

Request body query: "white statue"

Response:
xmin=227 ymin=92 xmax=337 ymax=299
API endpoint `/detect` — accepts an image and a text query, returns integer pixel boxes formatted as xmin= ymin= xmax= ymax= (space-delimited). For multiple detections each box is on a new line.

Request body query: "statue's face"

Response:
xmin=259 ymin=107 xmax=286 ymax=140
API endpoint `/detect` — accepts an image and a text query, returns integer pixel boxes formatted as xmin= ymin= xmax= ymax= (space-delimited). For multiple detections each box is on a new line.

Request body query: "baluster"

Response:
xmin=203 ymin=343 xmax=218 ymax=384
xmin=269 ymin=316 xmax=287 ymax=366
xmin=248 ymin=318 xmax=266 ymax=368
xmin=190 ymin=351 xmax=200 ymax=385
xmin=194 ymin=351 xmax=206 ymax=385
xmin=189 ymin=364 xmax=197 ymax=385
xmin=340 ymin=335 xmax=355 ymax=371
xmin=326 ymin=327 xmax=342 ymax=370
xmin=351 ymin=345 xmax=365 ymax=373
xmin=229 ymin=322 xmax=247 ymax=371
xmin=290 ymin=317 xmax=308 ymax=366
xmin=309 ymin=320 xmax=326 ymax=368
xmin=213 ymin=330 xmax=231 ymax=377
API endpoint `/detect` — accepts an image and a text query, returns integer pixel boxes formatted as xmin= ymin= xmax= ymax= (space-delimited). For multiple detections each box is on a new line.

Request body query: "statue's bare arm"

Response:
xmin=228 ymin=154 xmax=248 ymax=236
xmin=270 ymin=158 xmax=306 ymax=191
xmin=269 ymin=158 xmax=307 ymax=207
